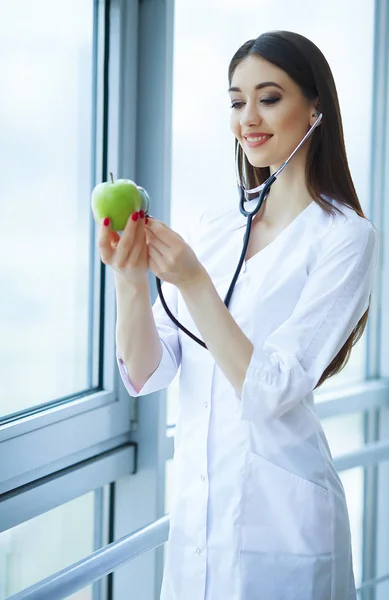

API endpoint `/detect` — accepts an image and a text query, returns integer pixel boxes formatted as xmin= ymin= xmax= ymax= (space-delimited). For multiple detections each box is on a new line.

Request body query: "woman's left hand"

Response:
xmin=145 ymin=218 xmax=206 ymax=289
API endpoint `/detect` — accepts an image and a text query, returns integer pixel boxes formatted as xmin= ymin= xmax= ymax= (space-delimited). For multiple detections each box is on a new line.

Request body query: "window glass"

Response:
xmin=321 ymin=413 xmax=364 ymax=458
xmin=0 ymin=0 xmax=96 ymax=419
xmin=0 ymin=491 xmax=96 ymax=598
xmin=320 ymin=413 xmax=365 ymax=585
xmin=376 ymin=579 xmax=389 ymax=600
xmin=167 ymin=0 xmax=374 ymax=424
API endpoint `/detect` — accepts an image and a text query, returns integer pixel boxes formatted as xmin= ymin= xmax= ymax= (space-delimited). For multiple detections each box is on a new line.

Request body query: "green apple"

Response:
xmin=91 ymin=173 xmax=144 ymax=231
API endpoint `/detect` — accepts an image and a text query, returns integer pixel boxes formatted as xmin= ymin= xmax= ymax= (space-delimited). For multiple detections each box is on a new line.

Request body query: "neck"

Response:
xmin=258 ymin=152 xmax=314 ymax=227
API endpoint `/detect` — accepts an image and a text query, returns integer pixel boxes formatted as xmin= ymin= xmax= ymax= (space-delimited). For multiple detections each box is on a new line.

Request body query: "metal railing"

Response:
xmin=8 ymin=440 xmax=389 ymax=600
xmin=8 ymin=516 xmax=170 ymax=600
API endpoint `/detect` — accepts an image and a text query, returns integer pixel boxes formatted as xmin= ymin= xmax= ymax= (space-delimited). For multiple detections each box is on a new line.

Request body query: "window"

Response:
xmin=0 ymin=0 xmax=96 ymax=417
xmin=0 ymin=492 xmax=95 ymax=599
xmin=0 ymin=2 xmax=136 ymax=597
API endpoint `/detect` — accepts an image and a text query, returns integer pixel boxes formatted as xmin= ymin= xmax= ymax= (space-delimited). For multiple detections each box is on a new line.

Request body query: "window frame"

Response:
xmin=0 ymin=0 xmax=137 ymax=519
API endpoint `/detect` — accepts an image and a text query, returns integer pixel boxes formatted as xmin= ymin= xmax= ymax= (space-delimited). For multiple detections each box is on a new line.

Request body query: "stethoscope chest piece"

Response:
xmin=137 ymin=186 xmax=150 ymax=215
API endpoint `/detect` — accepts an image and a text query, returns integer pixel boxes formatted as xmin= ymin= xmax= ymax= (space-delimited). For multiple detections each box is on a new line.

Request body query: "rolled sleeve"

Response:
xmin=117 ymin=338 xmax=178 ymax=397
xmin=241 ymin=217 xmax=379 ymax=423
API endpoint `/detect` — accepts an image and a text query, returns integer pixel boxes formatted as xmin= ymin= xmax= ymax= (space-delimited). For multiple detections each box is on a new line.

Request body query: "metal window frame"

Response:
xmin=108 ymin=0 xmax=176 ymax=598
xmin=1 ymin=443 xmax=134 ymax=600
xmin=0 ymin=444 xmax=135 ymax=533
xmin=0 ymin=0 xmax=137 ymax=505
xmin=362 ymin=2 xmax=389 ymax=598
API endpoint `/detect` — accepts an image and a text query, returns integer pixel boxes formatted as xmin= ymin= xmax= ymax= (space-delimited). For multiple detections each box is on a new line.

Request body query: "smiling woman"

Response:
xmin=115 ymin=23 xmax=379 ymax=600
xmin=229 ymin=32 xmax=371 ymax=392
xmin=159 ymin=3 xmax=382 ymax=600
xmin=229 ymin=60 xmax=314 ymax=164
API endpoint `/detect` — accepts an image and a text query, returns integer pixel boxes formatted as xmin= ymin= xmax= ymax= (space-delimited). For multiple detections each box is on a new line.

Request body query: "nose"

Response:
xmin=240 ymin=99 xmax=262 ymax=128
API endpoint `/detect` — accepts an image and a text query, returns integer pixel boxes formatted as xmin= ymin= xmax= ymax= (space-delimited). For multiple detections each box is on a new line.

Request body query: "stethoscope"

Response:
xmin=143 ymin=113 xmax=323 ymax=350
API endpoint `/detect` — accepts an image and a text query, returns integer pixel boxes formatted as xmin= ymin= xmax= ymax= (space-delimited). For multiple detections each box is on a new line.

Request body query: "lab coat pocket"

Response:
xmin=240 ymin=550 xmax=332 ymax=600
xmin=241 ymin=452 xmax=332 ymax=556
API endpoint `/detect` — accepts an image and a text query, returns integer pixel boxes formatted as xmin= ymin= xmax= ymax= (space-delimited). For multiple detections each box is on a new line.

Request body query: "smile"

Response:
xmin=244 ymin=134 xmax=273 ymax=148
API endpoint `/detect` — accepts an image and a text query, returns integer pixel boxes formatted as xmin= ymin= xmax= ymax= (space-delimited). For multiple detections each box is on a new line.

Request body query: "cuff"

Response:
xmin=116 ymin=342 xmax=173 ymax=397
xmin=240 ymin=346 xmax=310 ymax=423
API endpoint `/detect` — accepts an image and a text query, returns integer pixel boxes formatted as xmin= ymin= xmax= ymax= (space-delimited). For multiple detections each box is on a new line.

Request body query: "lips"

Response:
xmin=243 ymin=134 xmax=273 ymax=148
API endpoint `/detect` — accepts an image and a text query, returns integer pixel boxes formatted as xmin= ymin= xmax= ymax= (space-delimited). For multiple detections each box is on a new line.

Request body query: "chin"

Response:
xmin=248 ymin=159 xmax=271 ymax=169
xmin=245 ymin=153 xmax=273 ymax=169
xmin=245 ymin=149 xmax=288 ymax=171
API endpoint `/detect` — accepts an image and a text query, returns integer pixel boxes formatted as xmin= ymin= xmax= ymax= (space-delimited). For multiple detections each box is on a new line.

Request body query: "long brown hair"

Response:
xmin=229 ymin=31 xmax=370 ymax=389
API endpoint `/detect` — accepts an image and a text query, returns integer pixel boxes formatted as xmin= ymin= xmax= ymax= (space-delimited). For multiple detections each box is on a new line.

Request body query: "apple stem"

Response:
xmin=110 ymin=172 xmax=114 ymax=184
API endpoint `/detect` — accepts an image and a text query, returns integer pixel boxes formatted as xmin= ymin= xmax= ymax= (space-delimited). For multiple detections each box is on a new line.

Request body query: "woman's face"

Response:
xmin=229 ymin=55 xmax=317 ymax=170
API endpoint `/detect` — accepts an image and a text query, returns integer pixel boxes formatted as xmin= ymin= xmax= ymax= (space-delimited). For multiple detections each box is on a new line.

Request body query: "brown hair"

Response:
xmin=229 ymin=30 xmax=370 ymax=389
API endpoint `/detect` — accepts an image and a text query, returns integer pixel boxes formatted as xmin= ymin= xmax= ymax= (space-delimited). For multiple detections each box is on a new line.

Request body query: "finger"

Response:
xmin=145 ymin=219 xmax=173 ymax=246
xmin=147 ymin=238 xmax=164 ymax=261
xmin=148 ymin=252 xmax=162 ymax=278
xmin=146 ymin=226 xmax=170 ymax=252
xmin=115 ymin=212 xmax=143 ymax=266
xmin=98 ymin=217 xmax=119 ymax=264
xmin=128 ymin=213 xmax=147 ymax=264
xmin=116 ymin=213 xmax=144 ymax=264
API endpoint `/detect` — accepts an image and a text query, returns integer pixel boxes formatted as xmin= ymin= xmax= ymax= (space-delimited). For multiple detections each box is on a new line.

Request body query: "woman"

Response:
xmin=99 ymin=31 xmax=379 ymax=600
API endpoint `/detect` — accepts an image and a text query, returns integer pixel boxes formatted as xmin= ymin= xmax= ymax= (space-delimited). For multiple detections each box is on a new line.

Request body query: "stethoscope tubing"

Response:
xmin=152 ymin=113 xmax=323 ymax=350
xmin=154 ymin=177 xmax=274 ymax=350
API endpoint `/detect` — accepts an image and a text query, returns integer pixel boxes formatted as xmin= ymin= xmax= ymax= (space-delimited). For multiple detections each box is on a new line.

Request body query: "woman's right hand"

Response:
xmin=96 ymin=210 xmax=149 ymax=286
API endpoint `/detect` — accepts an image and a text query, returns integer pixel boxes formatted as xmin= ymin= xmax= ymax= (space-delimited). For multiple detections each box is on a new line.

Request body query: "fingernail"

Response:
xmin=145 ymin=217 xmax=149 ymax=224
xmin=103 ymin=217 xmax=110 ymax=227
xmin=139 ymin=210 xmax=145 ymax=219
xmin=131 ymin=212 xmax=139 ymax=222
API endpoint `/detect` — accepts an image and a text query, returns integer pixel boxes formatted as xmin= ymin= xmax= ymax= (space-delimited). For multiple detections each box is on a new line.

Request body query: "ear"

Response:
xmin=309 ymin=100 xmax=321 ymax=128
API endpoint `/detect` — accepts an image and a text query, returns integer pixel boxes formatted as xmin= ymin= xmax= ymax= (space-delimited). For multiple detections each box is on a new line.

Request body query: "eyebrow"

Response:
xmin=228 ymin=81 xmax=285 ymax=93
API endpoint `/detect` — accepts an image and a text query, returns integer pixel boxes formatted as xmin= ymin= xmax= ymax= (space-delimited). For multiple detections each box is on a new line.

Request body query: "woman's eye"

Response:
xmin=230 ymin=97 xmax=281 ymax=109
xmin=261 ymin=97 xmax=281 ymax=105
xmin=230 ymin=101 xmax=244 ymax=110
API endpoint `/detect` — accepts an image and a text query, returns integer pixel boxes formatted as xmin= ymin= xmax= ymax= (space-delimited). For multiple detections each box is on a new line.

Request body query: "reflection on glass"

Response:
xmin=0 ymin=491 xmax=95 ymax=599
xmin=0 ymin=0 xmax=96 ymax=419
xmin=167 ymin=0 xmax=374 ymax=423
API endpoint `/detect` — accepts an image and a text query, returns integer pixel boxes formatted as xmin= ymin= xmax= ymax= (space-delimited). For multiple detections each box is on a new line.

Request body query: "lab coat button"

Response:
xmin=196 ymin=547 xmax=201 ymax=554
xmin=200 ymin=474 xmax=206 ymax=482
xmin=204 ymin=402 xmax=208 ymax=409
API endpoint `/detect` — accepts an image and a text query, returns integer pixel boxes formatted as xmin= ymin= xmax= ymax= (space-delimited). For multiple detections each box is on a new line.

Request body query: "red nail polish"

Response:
xmin=139 ymin=210 xmax=145 ymax=219
xmin=145 ymin=217 xmax=149 ymax=224
xmin=131 ymin=212 xmax=139 ymax=222
xmin=103 ymin=217 xmax=110 ymax=226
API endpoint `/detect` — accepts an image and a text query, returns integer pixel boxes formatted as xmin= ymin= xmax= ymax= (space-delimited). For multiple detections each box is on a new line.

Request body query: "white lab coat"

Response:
xmin=117 ymin=196 xmax=379 ymax=600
